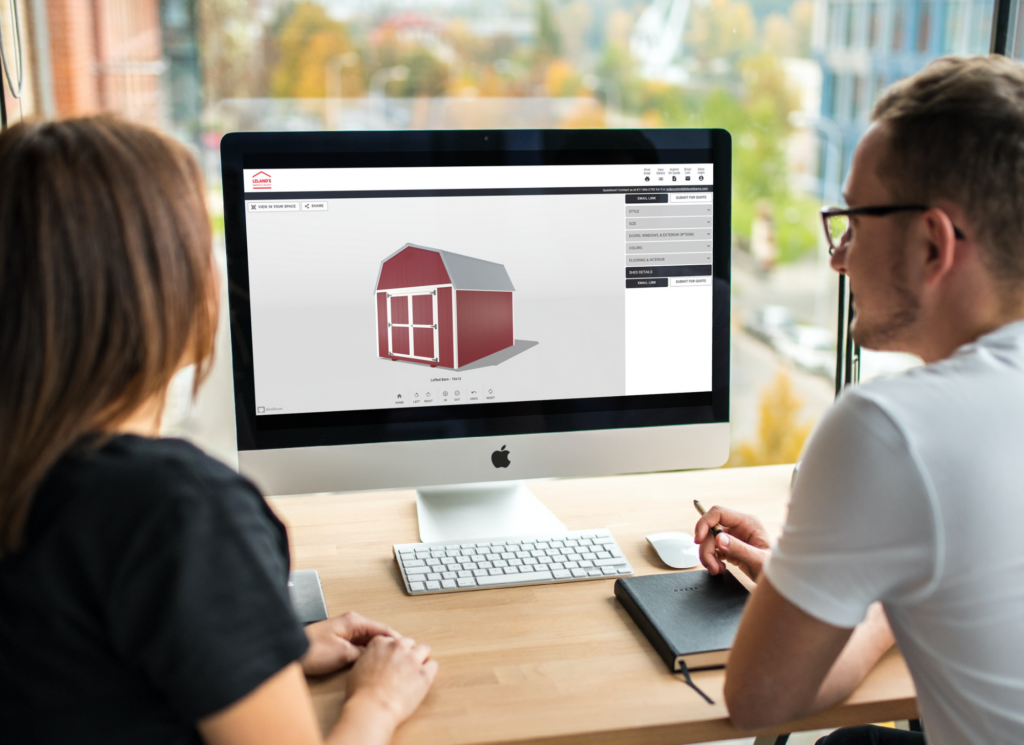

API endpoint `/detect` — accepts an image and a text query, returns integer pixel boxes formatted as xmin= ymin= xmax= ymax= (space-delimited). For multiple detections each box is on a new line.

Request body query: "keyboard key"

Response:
xmin=552 ymin=569 xmax=571 ymax=579
xmin=587 ymin=568 xmax=602 ymax=577
xmin=523 ymin=558 xmax=538 ymax=565
xmin=478 ymin=561 xmax=493 ymax=569
xmin=442 ymin=579 xmax=457 ymax=589
xmin=564 ymin=561 xmax=579 ymax=569
xmin=426 ymin=558 xmax=441 ymax=566
xmin=550 ymin=563 xmax=564 ymax=570
xmin=477 ymin=570 xmax=553 ymax=586
xmin=473 ymin=569 xmax=488 ymax=577
xmin=509 ymin=558 xmax=523 ymax=566
xmin=442 ymin=571 xmax=457 ymax=579
xmin=538 ymin=556 xmax=552 ymax=564
xmin=597 ymin=551 xmax=612 ymax=559
xmin=503 ymin=566 xmax=519 ymax=574
xmin=408 ymin=574 xmax=426 ymax=583
xmin=582 ymin=552 xmax=597 ymax=561
xmin=488 ymin=568 xmax=503 ymax=576
xmin=457 ymin=577 xmax=477 ymax=587
xmin=427 ymin=572 xmax=441 ymax=581
xmin=462 ymin=562 xmax=478 ymax=570
xmin=410 ymin=581 xmax=426 ymax=591
xmin=494 ymin=560 xmax=508 ymax=567
xmin=397 ymin=546 xmax=416 ymax=554
xmin=602 ymin=566 xmax=619 ymax=575
xmin=570 ymin=568 xmax=586 ymax=578
xmin=501 ymin=552 xmax=515 ymax=560
xmin=579 ymin=560 xmax=594 ymax=568
xmin=536 ymin=542 xmax=550 ymax=549
xmin=458 ymin=570 xmax=473 ymax=578
xmin=403 ymin=559 xmax=426 ymax=568
xmin=595 ymin=558 xmax=629 ymax=567
xmin=426 ymin=581 xmax=441 ymax=590
xmin=594 ymin=536 xmax=615 ymax=544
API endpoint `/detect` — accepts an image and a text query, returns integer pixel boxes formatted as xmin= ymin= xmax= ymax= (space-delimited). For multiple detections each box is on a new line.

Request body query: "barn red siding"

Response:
xmin=377 ymin=247 xmax=451 ymax=290
xmin=392 ymin=327 xmax=409 ymax=356
xmin=438 ymin=287 xmax=454 ymax=367
xmin=376 ymin=292 xmax=388 ymax=357
xmin=456 ymin=291 xmax=514 ymax=366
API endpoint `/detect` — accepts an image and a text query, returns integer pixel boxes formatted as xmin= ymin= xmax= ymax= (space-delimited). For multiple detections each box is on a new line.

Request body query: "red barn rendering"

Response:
xmin=374 ymin=243 xmax=515 ymax=369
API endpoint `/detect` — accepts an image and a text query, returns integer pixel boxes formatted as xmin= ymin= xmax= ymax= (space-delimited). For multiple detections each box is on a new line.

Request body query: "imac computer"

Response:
xmin=221 ymin=129 xmax=730 ymax=549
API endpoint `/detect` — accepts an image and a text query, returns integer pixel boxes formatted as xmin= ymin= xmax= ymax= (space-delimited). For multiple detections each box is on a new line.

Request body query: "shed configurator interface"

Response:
xmin=242 ymin=163 xmax=715 ymax=417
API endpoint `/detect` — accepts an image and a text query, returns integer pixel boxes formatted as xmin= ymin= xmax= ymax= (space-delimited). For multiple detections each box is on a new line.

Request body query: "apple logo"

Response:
xmin=491 ymin=445 xmax=510 ymax=469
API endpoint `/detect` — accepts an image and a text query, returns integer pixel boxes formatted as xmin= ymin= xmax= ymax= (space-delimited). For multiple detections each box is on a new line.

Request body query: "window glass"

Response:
xmin=3 ymin=0 xmax=995 ymax=467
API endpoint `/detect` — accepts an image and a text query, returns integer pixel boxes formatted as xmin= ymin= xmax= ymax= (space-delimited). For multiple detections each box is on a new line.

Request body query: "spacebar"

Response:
xmin=476 ymin=571 xmax=553 ymax=586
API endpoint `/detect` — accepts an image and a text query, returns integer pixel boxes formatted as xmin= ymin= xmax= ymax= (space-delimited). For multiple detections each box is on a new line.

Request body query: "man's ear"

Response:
xmin=920 ymin=208 xmax=958 ymax=286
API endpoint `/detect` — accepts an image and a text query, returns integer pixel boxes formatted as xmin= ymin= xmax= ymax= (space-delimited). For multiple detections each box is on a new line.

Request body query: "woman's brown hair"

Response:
xmin=0 ymin=116 xmax=218 ymax=558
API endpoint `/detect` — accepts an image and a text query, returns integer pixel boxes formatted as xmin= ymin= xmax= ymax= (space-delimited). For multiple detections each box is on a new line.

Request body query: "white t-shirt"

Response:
xmin=764 ymin=319 xmax=1024 ymax=745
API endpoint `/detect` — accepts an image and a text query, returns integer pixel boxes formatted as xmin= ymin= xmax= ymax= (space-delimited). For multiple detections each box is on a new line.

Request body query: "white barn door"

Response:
xmin=386 ymin=289 xmax=439 ymax=363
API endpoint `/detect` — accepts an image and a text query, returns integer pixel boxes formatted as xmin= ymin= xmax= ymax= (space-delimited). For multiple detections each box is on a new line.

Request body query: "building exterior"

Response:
xmin=374 ymin=244 xmax=516 ymax=369
xmin=812 ymin=0 xmax=993 ymax=182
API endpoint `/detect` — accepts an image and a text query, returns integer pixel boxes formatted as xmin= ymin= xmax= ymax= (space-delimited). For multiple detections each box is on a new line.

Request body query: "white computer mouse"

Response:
xmin=645 ymin=531 xmax=702 ymax=569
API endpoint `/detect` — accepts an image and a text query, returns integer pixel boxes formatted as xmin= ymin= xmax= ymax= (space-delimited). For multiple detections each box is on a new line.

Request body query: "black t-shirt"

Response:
xmin=0 ymin=436 xmax=309 ymax=744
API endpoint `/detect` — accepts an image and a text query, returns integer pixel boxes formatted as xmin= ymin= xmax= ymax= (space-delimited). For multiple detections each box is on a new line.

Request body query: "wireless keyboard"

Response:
xmin=394 ymin=529 xmax=633 ymax=595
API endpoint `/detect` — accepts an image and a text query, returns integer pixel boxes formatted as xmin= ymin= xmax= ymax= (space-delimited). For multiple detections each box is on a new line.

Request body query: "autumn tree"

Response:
xmin=268 ymin=1 xmax=361 ymax=98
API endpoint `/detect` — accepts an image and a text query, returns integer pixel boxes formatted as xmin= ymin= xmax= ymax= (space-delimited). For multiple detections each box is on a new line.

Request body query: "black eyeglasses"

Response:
xmin=820 ymin=205 xmax=966 ymax=254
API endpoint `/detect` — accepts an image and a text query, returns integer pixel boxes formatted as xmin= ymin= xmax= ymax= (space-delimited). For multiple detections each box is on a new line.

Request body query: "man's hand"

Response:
xmin=301 ymin=611 xmax=400 ymax=676
xmin=694 ymin=505 xmax=772 ymax=581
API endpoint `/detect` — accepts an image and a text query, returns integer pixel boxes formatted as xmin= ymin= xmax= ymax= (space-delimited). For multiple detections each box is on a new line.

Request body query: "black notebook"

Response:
xmin=614 ymin=570 xmax=749 ymax=672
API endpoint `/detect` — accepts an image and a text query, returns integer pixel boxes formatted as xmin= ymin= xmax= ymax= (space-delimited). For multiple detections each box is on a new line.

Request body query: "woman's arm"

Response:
xmin=198 ymin=636 xmax=438 ymax=745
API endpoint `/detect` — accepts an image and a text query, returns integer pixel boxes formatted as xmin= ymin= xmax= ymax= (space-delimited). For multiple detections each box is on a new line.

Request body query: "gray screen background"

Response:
xmin=245 ymin=193 xmax=628 ymax=415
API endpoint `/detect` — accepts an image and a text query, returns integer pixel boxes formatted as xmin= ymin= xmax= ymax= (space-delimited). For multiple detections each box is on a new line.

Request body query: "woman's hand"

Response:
xmin=694 ymin=505 xmax=773 ymax=581
xmin=301 ymin=612 xmax=400 ymax=676
xmin=342 ymin=636 xmax=439 ymax=733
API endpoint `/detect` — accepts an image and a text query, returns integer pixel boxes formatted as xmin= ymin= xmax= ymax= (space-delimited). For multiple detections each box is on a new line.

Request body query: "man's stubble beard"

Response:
xmin=850 ymin=238 xmax=921 ymax=351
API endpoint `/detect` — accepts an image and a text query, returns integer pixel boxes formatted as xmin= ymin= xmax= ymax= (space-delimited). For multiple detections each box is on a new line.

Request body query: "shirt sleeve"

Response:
xmin=102 ymin=454 xmax=309 ymax=721
xmin=763 ymin=390 xmax=938 ymax=628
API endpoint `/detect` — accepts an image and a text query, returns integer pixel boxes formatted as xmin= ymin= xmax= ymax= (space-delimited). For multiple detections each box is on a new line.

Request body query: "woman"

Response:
xmin=0 ymin=117 xmax=437 ymax=744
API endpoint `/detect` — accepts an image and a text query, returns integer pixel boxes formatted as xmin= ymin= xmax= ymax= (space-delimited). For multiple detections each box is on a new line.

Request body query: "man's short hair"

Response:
xmin=872 ymin=55 xmax=1024 ymax=287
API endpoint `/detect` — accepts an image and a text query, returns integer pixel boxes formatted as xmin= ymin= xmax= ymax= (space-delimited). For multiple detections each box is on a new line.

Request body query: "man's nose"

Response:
xmin=830 ymin=234 xmax=850 ymax=274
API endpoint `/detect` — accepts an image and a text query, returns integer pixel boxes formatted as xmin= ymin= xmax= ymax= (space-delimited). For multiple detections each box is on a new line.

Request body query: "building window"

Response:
xmin=868 ymin=3 xmax=881 ymax=48
xmin=917 ymin=3 xmax=932 ymax=52
xmin=893 ymin=4 xmax=906 ymax=51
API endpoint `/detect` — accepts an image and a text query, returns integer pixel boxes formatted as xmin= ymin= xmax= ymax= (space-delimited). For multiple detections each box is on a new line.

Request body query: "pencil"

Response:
xmin=693 ymin=499 xmax=723 ymax=537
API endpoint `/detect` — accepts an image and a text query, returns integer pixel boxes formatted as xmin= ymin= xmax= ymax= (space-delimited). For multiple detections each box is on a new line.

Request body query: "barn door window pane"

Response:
xmin=390 ymin=296 xmax=409 ymax=324
xmin=412 ymin=294 xmax=433 ymax=325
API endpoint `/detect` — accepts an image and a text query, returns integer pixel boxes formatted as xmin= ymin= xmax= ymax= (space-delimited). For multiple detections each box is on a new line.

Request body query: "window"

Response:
xmin=917 ymin=2 xmax=933 ymax=53
xmin=0 ymin=0 xmax=998 ymax=466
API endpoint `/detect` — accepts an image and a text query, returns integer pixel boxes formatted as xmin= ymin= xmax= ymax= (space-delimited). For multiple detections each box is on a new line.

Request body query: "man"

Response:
xmin=695 ymin=55 xmax=1024 ymax=745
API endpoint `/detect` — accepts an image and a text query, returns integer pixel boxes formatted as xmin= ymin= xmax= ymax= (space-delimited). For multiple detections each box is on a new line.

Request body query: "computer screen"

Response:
xmin=221 ymin=130 xmax=730 ymax=498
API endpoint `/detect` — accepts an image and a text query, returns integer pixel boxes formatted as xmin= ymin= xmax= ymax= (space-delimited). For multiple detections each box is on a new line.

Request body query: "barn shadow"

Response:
xmin=458 ymin=339 xmax=539 ymax=370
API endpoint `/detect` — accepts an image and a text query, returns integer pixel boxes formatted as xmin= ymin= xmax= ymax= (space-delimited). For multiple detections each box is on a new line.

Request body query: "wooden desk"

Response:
xmin=269 ymin=465 xmax=918 ymax=745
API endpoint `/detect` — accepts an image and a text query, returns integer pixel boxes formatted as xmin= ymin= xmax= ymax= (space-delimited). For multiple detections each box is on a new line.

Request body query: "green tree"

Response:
xmin=535 ymin=0 xmax=562 ymax=59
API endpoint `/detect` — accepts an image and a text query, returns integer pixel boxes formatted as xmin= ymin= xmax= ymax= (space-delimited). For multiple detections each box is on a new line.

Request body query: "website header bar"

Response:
xmin=243 ymin=163 xmax=714 ymax=193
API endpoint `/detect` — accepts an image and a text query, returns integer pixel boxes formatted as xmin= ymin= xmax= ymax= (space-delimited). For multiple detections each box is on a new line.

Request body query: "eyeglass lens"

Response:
xmin=826 ymin=213 xmax=849 ymax=247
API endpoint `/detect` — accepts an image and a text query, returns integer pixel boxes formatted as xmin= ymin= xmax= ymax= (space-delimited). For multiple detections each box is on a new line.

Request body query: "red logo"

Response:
xmin=252 ymin=171 xmax=272 ymax=190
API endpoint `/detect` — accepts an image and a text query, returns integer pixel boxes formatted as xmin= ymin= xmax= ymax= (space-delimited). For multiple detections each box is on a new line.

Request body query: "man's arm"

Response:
xmin=725 ymin=578 xmax=895 ymax=731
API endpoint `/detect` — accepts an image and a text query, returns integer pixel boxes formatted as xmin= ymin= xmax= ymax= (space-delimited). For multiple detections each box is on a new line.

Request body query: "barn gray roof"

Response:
xmin=375 ymin=243 xmax=516 ymax=292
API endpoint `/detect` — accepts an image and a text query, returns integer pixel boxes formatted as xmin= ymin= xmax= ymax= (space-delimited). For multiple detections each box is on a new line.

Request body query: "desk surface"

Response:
xmin=269 ymin=465 xmax=917 ymax=745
